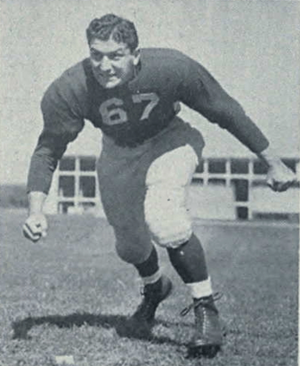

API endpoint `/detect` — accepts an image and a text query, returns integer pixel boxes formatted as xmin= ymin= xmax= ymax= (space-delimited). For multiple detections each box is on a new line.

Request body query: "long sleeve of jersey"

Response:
xmin=178 ymin=56 xmax=269 ymax=153
xmin=27 ymin=83 xmax=84 ymax=194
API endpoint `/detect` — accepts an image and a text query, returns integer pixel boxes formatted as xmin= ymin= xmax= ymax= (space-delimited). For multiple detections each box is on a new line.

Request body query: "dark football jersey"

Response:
xmin=28 ymin=48 xmax=269 ymax=193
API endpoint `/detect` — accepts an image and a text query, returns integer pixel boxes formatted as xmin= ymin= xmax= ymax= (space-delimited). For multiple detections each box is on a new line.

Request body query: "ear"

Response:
xmin=132 ymin=48 xmax=140 ymax=66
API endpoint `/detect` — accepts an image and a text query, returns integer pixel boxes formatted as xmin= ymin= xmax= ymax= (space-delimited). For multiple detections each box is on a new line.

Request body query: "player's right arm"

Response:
xmin=23 ymin=192 xmax=48 ymax=242
xmin=23 ymin=81 xmax=85 ymax=242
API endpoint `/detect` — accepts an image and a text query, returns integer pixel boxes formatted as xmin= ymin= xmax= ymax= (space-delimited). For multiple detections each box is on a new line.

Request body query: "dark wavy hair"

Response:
xmin=86 ymin=14 xmax=139 ymax=52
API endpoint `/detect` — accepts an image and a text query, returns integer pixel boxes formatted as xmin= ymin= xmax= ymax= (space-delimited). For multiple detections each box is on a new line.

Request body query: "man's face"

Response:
xmin=89 ymin=37 xmax=140 ymax=89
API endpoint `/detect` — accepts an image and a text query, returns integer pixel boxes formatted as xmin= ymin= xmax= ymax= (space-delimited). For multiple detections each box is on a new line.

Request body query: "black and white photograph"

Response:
xmin=0 ymin=0 xmax=299 ymax=365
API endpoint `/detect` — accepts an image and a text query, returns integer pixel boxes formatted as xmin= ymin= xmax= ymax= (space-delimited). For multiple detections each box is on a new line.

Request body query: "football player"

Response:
xmin=23 ymin=14 xmax=296 ymax=357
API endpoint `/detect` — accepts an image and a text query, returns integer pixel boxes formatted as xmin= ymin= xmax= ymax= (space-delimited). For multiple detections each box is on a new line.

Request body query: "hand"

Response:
xmin=23 ymin=213 xmax=48 ymax=242
xmin=266 ymin=161 xmax=297 ymax=192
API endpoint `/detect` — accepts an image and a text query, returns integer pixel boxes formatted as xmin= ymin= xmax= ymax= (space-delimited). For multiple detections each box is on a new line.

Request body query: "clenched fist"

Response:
xmin=23 ymin=213 xmax=48 ymax=242
xmin=266 ymin=160 xmax=297 ymax=192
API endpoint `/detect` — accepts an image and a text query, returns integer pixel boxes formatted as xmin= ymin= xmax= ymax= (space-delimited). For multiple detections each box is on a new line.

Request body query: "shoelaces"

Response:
xmin=180 ymin=292 xmax=223 ymax=317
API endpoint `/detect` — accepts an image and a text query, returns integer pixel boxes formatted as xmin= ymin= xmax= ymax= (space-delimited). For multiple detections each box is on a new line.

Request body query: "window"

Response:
xmin=208 ymin=179 xmax=226 ymax=186
xmin=60 ymin=157 xmax=75 ymax=171
xmin=80 ymin=157 xmax=96 ymax=171
xmin=236 ymin=206 xmax=248 ymax=220
xmin=253 ymin=161 xmax=268 ymax=175
xmin=195 ymin=160 xmax=204 ymax=173
xmin=80 ymin=176 xmax=96 ymax=197
xmin=59 ymin=176 xmax=75 ymax=197
xmin=192 ymin=178 xmax=203 ymax=185
xmin=230 ymin=159 xmax=249 ymax=174
xmin=231 ymin=179 xmax=249 ymax=202
xmin=208 ymin=159 xmax=226 ymax=174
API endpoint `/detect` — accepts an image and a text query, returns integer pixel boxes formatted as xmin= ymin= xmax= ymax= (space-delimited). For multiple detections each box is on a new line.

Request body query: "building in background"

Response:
xmin=44 ymin=155 xmax=300 ymax=221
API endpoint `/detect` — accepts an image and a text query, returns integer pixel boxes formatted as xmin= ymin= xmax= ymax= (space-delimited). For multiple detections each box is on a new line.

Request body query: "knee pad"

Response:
xmin=113 ymin=226 xmax=153 ymax=264
xmin=144 ymin=185 xmax=193 ymax=249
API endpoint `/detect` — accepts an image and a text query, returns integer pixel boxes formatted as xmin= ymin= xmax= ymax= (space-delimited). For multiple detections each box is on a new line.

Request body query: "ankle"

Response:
xmin=141 ymin=270 xmax=162 ymax=287
xmin=134 ymin=246 xmax=159 ymax=278
xmin=187 ymin=277 xmax=213 ymax=299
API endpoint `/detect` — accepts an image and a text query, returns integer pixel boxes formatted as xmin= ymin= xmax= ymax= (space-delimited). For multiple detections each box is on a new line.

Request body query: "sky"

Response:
xmin=0 ymin=0 xmax=299 ymax=184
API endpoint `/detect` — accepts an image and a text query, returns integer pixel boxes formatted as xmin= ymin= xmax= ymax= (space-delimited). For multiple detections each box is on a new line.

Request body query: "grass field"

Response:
xmin=0 ymin=210 xmax=298 ymax=366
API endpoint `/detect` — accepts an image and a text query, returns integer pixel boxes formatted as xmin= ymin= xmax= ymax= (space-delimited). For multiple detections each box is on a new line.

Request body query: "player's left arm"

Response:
xmin=178 ymin=57 xmax=297 ymax=192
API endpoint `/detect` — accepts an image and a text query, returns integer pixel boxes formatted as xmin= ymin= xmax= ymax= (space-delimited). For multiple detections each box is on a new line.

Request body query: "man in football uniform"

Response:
xmin=23 ymin=14 xmax=295 ymax=357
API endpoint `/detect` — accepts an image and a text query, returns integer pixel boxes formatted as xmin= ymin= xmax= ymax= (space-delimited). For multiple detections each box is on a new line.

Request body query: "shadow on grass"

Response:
xmin=11 ymin=312 xmax=188 ymax=347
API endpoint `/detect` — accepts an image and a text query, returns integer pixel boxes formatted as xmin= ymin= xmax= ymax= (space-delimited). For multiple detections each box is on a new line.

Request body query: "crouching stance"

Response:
xmin=23 ymin=14 xmax=296 ymax=358
xmin=98 ymin=117 xmax=223 ymax=355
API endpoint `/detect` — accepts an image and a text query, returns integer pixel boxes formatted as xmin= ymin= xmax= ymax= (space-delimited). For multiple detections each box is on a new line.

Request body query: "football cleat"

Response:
xmin=132 ymin=275 xmax=173 ymax=325
xmin=181 ymin=293 xmax=224 ymax=358
xmin=118 ymin=275 xmax=173 ymax=339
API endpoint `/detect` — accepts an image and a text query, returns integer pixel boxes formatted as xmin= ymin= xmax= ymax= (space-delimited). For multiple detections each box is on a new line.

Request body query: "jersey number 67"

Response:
xmin=99 ymin=92 xmax=159 ymax=126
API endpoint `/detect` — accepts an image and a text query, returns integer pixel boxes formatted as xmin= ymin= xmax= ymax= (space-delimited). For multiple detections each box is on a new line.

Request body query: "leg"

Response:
xmin=113 ymin=226 xmax=173 ymax=333
xmin=97 ymin=141 xmax=154 ymax=265
xmin=97 ymin=139 xmax=172 ymax=334
xmin=131 ymin=245 xmax=173 ymax=326
xmin=144 ymin=142 xmax=223 ymax=357
xmin=169 ymin=235 xmax=223 ymax=358
xmin=167 ymin=233 xmax=208 ymax=285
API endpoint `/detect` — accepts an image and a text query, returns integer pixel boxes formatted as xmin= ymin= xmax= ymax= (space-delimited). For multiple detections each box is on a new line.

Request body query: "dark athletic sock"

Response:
xmin=134 ymin=245 xmax=159 ymax=278
xmin=167 ymin=233 xmax=208 ymax=283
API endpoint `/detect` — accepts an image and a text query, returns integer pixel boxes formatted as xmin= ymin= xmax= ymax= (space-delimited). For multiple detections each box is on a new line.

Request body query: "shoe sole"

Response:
xmin=187 ymin=344 xmax=221 ymax=359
